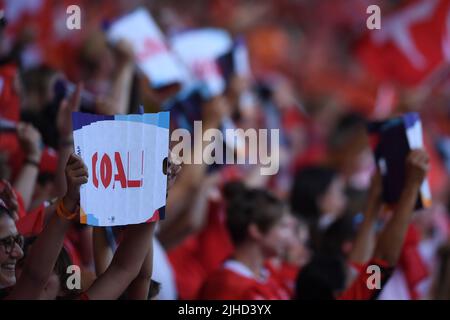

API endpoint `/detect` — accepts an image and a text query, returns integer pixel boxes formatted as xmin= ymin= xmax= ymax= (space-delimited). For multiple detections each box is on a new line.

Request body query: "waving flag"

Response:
xmin=355 ymin=0 xmax=450 ymax=86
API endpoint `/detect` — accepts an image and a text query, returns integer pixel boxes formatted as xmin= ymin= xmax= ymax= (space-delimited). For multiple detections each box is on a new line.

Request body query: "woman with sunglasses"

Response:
xmin=0 ymin=153 xmax=88 ymax=298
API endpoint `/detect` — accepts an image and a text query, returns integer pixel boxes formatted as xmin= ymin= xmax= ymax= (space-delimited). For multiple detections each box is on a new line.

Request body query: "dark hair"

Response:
xmin=224 ymin=181 xmax=285 ymax=245
xmin=290 ymin=166 xmax=337 ymax=223
xmin=20 ymin=65 xmax=56 ymax=96
xmin=295 ymin=253 xmax=346 ymax=300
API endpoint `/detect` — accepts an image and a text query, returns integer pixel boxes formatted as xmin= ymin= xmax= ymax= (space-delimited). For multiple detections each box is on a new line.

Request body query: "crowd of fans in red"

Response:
xmin=0 ymin=0 xmax=449 ymax=300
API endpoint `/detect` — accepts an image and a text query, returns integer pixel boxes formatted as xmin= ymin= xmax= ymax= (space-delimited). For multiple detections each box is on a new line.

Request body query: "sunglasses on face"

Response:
xmin=0 ymin=235 xmax=24 ymax=255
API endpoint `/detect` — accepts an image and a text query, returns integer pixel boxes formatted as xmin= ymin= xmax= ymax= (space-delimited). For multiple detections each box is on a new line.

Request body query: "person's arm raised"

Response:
xmin=13 ymin=123 xmax=42 ymax=211
xmin=159 ymin=96 xmax=229 ymax=247
xmin=8 ymin=154 xmax=88 ymax=299
xmin=373 ymin=149 xmax=429 ymax=266
xmin=124 ymin=249 xmax=153 ymax=300
xmin=54 ymin=83 xmax=82 ymax=198
xmin=84 ymin=221 xmax=155 ymax=300
xmin=96 ymin=158 xmax=181 ymax=300
xmin=158 ymin=172 xmax=220 ymax=249
xmin=95 ymin=40 xmax=134 ymax=116
xmin=92 ymin=227 xmax=114 ymax=277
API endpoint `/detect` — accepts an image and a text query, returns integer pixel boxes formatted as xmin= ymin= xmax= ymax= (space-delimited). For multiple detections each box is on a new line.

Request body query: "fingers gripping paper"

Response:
xmin=72 ymin=112 xmax=170 ymax=226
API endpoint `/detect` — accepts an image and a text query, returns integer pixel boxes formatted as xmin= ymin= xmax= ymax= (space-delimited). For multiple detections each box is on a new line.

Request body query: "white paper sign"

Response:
xmin=107 ymin=8 xmax=188 ymax=88
xmin=72 ymin=112 xmax=170 ymax=226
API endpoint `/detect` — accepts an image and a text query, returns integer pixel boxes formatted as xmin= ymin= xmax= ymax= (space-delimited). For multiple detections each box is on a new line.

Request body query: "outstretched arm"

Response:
xmin=91 ymin=224 xmax=153 ymax=300
xmin=339 ymin=150 xmax=430 ymax=300
xmin=13 ymin=123 xmax=42 ymax=211
xmin=84 ymin=222 xmax=155 ymax=300
xmin=54 ymin=83 xmax=82 ymax=197
xmin=92 ymin=227 xmax=114 ymax=277
xmin=159 ymin=96 xmax=229 ymax=248
xmin=90 ymin=155 xmax=181 ymax=299
xmin=95 ymin=40 xmax=134 ymax=116
xmin=158 ymin=172 xmax=220 ymax=250
xmin=125 ymin=249 xmax=153 ymax=300
xmin=373 ymin=149 xmax=429 ymax=266
xmin=349 ymin=171 xmax=383 ymax=265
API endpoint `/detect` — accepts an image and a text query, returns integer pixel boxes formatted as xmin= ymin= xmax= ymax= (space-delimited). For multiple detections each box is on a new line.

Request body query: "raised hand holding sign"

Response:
xmin=72 ymin=111 xmax=170 ymax=226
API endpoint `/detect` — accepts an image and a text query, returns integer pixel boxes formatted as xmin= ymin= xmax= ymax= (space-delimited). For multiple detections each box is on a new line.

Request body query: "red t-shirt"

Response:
xmin=195 ymin=201 xmax=234 ymax=273
xmin=198 ymin=260 xmax=291 ymax=300
xmin=265 ymin=260 xmax=300 ymax=298
xmin=338 ymin=258 xmax=394 ymax=300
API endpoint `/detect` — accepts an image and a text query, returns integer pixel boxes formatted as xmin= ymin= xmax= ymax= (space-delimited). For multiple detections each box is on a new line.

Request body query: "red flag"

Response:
xmin=355 ymin=0 xmax=450 ymax=86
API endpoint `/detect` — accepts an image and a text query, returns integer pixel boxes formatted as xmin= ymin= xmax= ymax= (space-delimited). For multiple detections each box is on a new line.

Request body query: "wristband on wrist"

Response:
xmin=56 ymin=198 xmax=79 ymax=220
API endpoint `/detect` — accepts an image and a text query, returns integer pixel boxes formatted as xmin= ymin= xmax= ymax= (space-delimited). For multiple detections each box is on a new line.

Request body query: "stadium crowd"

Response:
xmin=0 ymin=0 xmax=449 ymax=300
